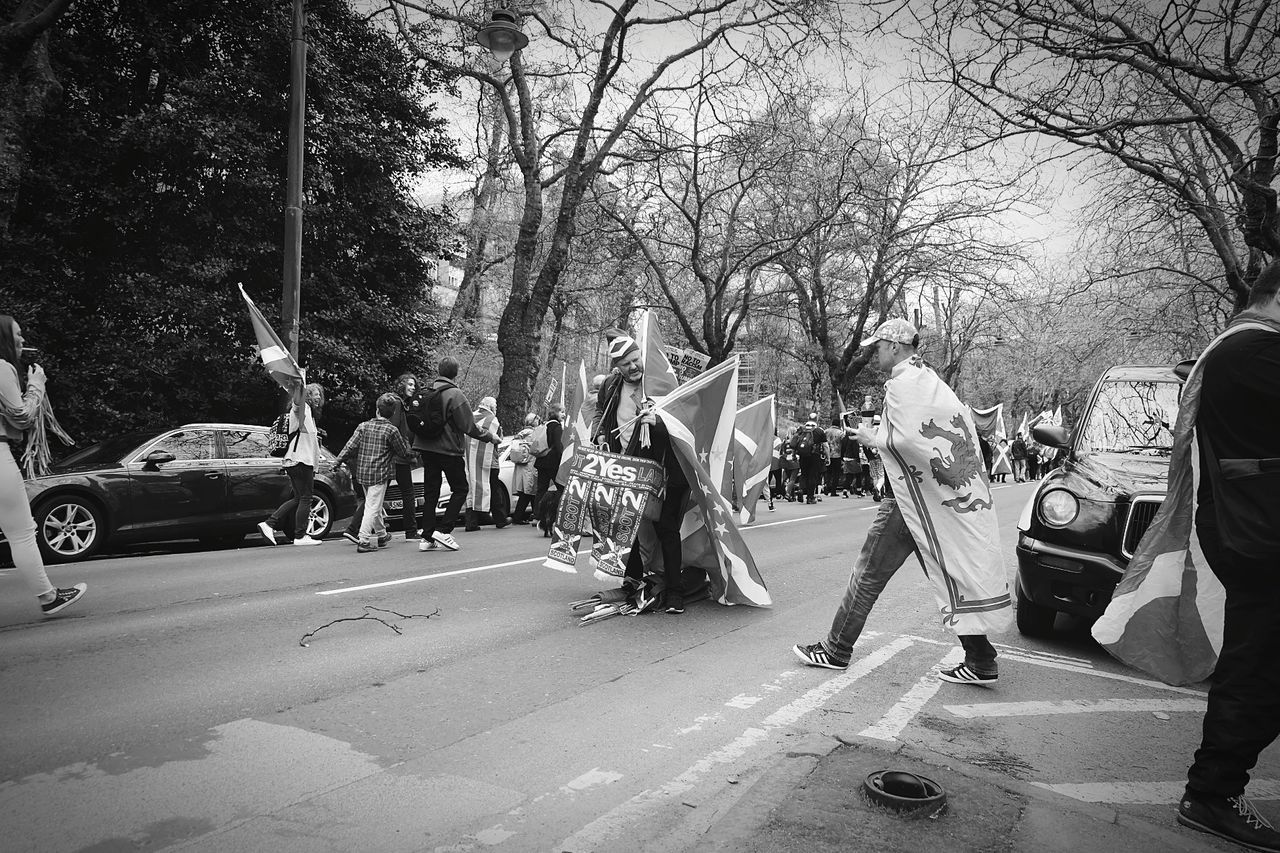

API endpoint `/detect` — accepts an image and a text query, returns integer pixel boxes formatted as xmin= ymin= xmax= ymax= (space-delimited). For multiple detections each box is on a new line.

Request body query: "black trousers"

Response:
xmin=421 ymin=452 xmax=467 ymax=537
xmin=268 ymin=463 xmax=314 ymax=538
xmin=625 ymin=479 xmax=692 ymax=607
xmin=959 ymin=634 xmax=998 ymax=674
xmin=1186 ymin=528 xmax=1280 ymax=798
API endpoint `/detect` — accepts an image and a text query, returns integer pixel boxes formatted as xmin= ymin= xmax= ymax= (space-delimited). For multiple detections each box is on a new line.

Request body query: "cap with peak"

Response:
xmin=860 ymin=318 xmax=919 ymax=348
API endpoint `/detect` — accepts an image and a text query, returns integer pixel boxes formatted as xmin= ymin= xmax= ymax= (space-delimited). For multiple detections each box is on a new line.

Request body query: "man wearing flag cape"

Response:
xmin=1092 ymin=261 xmax=1280 ymax=852
xmin=794 ymin=318 xmax=1012 ymax=683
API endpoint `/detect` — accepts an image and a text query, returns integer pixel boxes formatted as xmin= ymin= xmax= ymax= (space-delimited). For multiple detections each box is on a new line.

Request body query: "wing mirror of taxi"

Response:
xmin=142 ymin=450 xmax=176 ymax=469
xmin=1032 ymin=424 xmax=1070 ymax=450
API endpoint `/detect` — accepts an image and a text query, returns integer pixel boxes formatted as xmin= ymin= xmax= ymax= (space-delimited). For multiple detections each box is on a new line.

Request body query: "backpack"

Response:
xmin=528 ymin=423 xmax=551 ymax=458
xmin=267 ymin=413 xmax=298 ymax=458
xmin=795 ymin=431 xmax=815 ymax=459
xmin=507 ymin=440 xmax=532 ymax=465
xmin=409 ymin=388 xmax=448 ymax=441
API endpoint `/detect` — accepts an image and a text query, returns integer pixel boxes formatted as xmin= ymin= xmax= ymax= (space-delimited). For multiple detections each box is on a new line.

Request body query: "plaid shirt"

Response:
xmin=338 ymin=417 xmax=412 ymax=486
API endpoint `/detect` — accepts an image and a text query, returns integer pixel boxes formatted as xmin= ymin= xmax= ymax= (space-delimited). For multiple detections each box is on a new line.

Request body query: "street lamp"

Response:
xmin=476 ymin=7 xmax=529 ymax=64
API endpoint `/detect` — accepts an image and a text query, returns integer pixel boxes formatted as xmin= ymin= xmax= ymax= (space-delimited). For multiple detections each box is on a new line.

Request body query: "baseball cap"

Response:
xmin=860 ymin=318 xmax=919 ymax=348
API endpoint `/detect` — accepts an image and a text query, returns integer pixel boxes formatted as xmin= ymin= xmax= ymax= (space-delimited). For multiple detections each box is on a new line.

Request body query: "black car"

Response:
xmin=1 ymin=423 xmax=356 ymax=563
xmin=1014 ymin=365 xmax=1187 ymax=637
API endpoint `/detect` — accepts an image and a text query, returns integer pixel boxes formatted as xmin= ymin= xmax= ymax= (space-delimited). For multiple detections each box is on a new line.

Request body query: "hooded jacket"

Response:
xmin=411 ymin=377 xmax=489 ymax=457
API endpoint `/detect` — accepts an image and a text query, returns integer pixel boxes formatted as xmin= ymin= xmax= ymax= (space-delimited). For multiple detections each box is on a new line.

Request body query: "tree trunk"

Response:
xmin=448 ymin=92 xmax=506 ymax=340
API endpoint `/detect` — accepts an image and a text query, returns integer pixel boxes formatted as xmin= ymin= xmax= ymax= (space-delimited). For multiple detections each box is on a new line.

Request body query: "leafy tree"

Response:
xmin=0 ymin=0 xmax=460 ymax=449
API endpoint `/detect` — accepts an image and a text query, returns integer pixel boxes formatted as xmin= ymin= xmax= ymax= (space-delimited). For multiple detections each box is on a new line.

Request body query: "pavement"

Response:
xmin=688 ymin=733 xmax=1236 ymax=853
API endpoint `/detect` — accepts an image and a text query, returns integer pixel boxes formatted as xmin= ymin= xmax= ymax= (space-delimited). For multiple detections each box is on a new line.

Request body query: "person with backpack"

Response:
xmin=258 ymin=381 xmax=326 ymax=546
xmin=792 ymin=414 xmax=827 ymax=505
xmin=463 ymin=395 xmax=507 ymax=532
xmin=508 ymin=412 xmax=540 ymax=524
xmin=780 ymin=427 xmax=801 ymax=501
xmin=409 ymin=357 xmax=499 ymax=552
xmin=532 ymin=404 xmax=564 ymax=529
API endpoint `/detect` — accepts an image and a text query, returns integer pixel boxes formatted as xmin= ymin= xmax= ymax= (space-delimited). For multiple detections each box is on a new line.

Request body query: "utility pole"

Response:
xmin=282 ymin=0 xmax=307 ymax=361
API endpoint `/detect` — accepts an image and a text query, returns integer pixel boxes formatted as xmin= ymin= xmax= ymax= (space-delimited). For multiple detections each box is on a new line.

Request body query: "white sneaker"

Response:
xmin=257 ymin=521 xmax=279 ymax=544
xmin=418 ymin=539 xmax=439 ymax=552
xmin=293 ymin=535 xmax=322 ymax=546
xmin=431 ymin=531 xmax=460 ymax=551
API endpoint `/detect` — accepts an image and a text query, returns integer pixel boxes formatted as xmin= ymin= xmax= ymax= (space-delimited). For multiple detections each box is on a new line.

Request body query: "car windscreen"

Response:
xmin=54 ymin=431 xmax=158 ymax=468
xmin=1077 ymin=380 xmax=1181 ymax=455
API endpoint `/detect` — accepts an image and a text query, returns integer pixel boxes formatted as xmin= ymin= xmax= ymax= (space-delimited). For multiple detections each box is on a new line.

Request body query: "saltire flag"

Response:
xmin=1091 ymin=317 xmax=1280 ymax=684
xmin=632 ymin=309 xmax=680 ymax=399
xmin=465 ymin=408 xmax=498 ymax=511
xmin=969 ymin=402 xmax=1005 ymax=440
xmin=238 ymin=283 xmax=303 ymax=393
xmin=1051 ymin=405 xmax=1063 ymax=427
xmin=555 ymin=361 xmax=589 ymax=487
xmin=1017 ymin=411 xmax=1029 ymax=439
xmin=733 ymin=395 xmax=776 ymax=524
xmin=651 ymin=357 xmax=771 ymax=607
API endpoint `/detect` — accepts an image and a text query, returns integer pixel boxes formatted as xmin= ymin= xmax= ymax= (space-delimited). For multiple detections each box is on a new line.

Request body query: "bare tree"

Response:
xmin=905 ymin=0 xmax=1280 ymax=310
xmin=386 ymin=0 xmax=834 ymax=427
xmin=0 ymin=0 xmax=75 ymax=235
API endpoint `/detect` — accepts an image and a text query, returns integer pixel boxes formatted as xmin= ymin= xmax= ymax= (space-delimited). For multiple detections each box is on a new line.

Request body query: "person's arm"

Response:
xmin=0 ymin=363 xmax=44 ymax=430
xmin=389 ymin=424 xmax=412 ymax=459
xmin=336 ymin=425 xmax=361 ymax=466
xmin=454 ymin=393 xmax=498 ymax=443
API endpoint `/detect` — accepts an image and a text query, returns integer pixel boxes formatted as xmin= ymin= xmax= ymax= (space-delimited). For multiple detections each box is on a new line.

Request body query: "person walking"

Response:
xmin=336 ymin=394 xmax=413 ymax=553
xmin=991 ymin=438 xmax=1013 ymax=483
xmin=1010 ymin=434 xmax=1028 ymax=483
xmin=259 ymin=381 xmax=326 ymax=546
xmin=793 ymin=318 xmax=1012 ymax=683
xmin=508 ymin=413 xmax=539 ymax=525
xmin=463 ymin=395 xmax=504 ymax=532
xmin=824 ymin=417 xmax=844 ymax=497
xmin=0 ymin=316 xmax=86 ymax=615
xmin=1172 ymin=261 xmax=1280 ymax=852
xmin=533 ymin=404 xmax=564 ymax=529
xmin=793 ymin=415 xmax=826 ymax=505
xmin=839 ymin=424 xmax=861 ymax=497
xmin=390 ymin=374 xmax=420 ymax=538
xmin=411 ymin=357 xmax=499 ymax=552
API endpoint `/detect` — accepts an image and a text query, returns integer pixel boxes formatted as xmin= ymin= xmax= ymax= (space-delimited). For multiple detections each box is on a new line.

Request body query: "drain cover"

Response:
xmin=864 ymin=770 xmax=947 ymax=818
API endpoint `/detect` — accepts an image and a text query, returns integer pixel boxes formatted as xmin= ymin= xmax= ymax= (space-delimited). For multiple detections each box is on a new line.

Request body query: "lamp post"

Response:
xmin=282 ymin=0 xmax=307 ymax=362
xmin=475 ymin=7 xmax=529 ymax=64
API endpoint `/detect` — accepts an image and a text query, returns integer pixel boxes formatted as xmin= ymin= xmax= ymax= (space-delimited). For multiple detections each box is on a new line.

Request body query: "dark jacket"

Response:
xmin=410 ymin=377 xmax=489 ymax=457
xmin=387 ymin=394 xmax=415 ymax=464
xmin=592 ymin=372 xmax=687 ymax=491
xmin=534 ymin=418 xmax=563 ymax=473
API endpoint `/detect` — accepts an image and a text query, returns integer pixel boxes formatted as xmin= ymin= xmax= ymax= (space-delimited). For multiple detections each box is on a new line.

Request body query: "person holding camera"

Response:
xmin=0 ymin=316 xmax=86 ymax=615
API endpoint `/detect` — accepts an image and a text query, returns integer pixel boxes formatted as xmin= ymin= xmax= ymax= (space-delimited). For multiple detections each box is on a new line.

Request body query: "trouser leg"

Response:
xmin=823 ymin=499 xmax=918 ymax=662
xmin=359 ymin=482 xmax=388 ymax=544
xmin=1187 ymin=532 xmax=1280 ymax=799
xmin=0 ymin=444 xmax=54 ymax=600
xmin=958 ymin=634 xmax=998 ymax=675
xmin=438 ymin=454 xmax=468 ymax=533
xmin=395 ymin=462 xmax=415 ymax=533
xmin=420 ymin=453 xmax=445 ymax=539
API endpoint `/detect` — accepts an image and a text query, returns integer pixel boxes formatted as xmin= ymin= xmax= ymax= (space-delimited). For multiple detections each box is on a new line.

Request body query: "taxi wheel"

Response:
xmin=1015 ymin=581 xmax=1057 ymax=638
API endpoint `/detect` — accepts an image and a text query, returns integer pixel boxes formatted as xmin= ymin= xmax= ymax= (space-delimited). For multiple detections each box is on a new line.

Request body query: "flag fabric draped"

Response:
xmin=653 ymin=357 xmax=771 ymax=607
xmin=877 ymin=356 xmax=1012 ymax=635
xmin=464 ymin=409 xmax=497 ymax=512
xmin=733 ymin=395 xmax=776 ymax=524
xmin=1091 ymin=317 xmax=1280 ymax=684
xmin=555 ymin=361 xmax=589 ymax=487
xmin=238 ymin=283 xmax=303 ymax=392
xmin=632 ymin=310 xmax=680 ymax=399
xmin=969 ymin=403 xmax=1005 ymax=441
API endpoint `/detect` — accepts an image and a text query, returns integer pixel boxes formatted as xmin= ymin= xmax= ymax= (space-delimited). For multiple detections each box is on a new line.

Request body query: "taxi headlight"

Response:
xmin=1039 ymin=489 xmax=1079 ymax=527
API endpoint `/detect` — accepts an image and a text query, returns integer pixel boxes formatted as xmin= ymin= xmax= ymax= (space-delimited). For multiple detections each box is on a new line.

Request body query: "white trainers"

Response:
xmin=418 ymin=539 xmax=439 ymax=552
xmin=257 ymin=521 xmax=279 ymax=544
xmin=431 ymin=531 xmax=460 ymax=551
xmin=292 ymin=535 xmax=322 ymax=546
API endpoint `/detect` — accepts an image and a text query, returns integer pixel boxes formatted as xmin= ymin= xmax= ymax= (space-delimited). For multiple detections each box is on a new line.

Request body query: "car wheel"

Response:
xmin=307 ymin=490 xmax=335 ymax=539
xmin=1015 ymin=581 xmax=1057 ymax=638
xmin=33 ymin=495 xmax=105 ymax=564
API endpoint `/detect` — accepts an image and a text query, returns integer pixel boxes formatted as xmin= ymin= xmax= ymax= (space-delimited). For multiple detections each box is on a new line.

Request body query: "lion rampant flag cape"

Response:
xmin=876 ymin=355 xmax=1012 ymax=635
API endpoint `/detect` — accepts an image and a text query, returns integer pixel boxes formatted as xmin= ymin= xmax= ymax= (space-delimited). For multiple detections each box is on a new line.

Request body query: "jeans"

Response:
xmin=394 ymin=462 xmax=415 ymax=533
xmin=0 ymin=442 xmax=54 ymax=600
xmin=358 ymin=482 xmax=388 ymax=545
xmin=421 ymin=451 xmax=467 ymax=538
xmin=268 ymin=463 xmax=314 ymax=539
xmin=1012 ymin=459 xmax=1026 ymax=482
xmin=1186 ymin=527 xmax=1280 ymax=799
xmin=821 ymin=498 xmax=999 ymax=674
xmin=625 ymin=479 xmax=692 ymax=608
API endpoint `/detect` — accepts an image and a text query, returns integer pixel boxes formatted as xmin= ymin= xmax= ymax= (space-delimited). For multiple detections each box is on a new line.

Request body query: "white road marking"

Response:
xmin=561 ymin=768 xmax=624 ymax=793
xmin=725 ymin=694 xmax=763 ymax=709
xmin=316 ymin=557 xmax=545 ymax=595
xmin=1001 ymin=652 xmax=1207 ymax=697
xmin=1034 ymin=779 xmax=1280 ymax=805
xmin=944 ymin=698 xmax=1207 ymax=719
xmin=742 ymin=514 xmax=826 ymax=530
xmin=993 ymin=643 xmax=1094 ymax=666
xmin=556 ymin=636 xmax=917 ymax=851
xmin=860 ymin=647 xmax=964 ymax=741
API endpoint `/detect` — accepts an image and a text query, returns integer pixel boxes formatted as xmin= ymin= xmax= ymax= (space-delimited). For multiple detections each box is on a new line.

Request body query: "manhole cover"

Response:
xmin=864 ymin=770 xmax=948 ymax=819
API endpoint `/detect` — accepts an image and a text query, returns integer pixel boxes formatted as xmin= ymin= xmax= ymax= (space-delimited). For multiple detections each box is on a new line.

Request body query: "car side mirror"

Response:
xmin=1032 ymin=424 xmax=1070 ymax=450
xmin=142 ymin=450 xmax=176 ymax=469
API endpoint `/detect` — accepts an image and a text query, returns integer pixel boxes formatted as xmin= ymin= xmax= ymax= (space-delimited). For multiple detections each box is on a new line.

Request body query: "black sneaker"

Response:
xmin=1179 ymin=793 xmax=1280 ymax=852
xmin=938 ymin=663 xmax=998 ymax=685
xmin=42 ymin=583 xmax=87 ymax=616
xmin=792 ymin=642 xmax=848 ymax=670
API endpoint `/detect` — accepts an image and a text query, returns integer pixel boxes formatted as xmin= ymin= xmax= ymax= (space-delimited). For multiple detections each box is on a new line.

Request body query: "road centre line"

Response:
xmin=1001 ymin=652 xmax=1206 ymax=696
xmin=993 ymin=642 xmax=1094 ymax=666
xmin=944 ymin=697 xmax=1207 ymax=719
xmin=1033 ymin=779 xmax=1280 ymax=805
xmin=860 ymin=647 xmax=964 ymax=741
xmin=743 ymin=513 xmax=826 ymax=529
xmin=556 ymin=635 xmax=917 ymax=851
xmin=316 ymin=557 xmax=545 ymax=595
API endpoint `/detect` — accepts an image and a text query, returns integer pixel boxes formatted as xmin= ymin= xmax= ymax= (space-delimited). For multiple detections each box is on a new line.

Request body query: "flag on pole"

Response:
xmin=1091 ymin=319 xmax=1280 ymax=684
xmin=1017 ymin=411 xmax=1029 ymax=439
xmin=733 ymin=395 xmax=776 ymax=524
xmin=238 ymin=283 xmax=303 ymax=393
xmin=652 ymin=357 xmax=771 ymax=607
xmin=555 ymin=361 xmax=589 ymax=487
xmin=1051 ymin=405 xmax=1063 ymax=427
xmin=559 ymin=362 xmax=567 ymax=410
xmin=632 ymin=309 xmax=680 ymax=399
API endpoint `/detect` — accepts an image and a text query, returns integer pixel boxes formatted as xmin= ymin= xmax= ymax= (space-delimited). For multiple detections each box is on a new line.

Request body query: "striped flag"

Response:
xmin=733 ymin=395 xmax=776 ymax=524
xmin=632 ymin=310 xmax=680 ymax=399
xmin=464 ymin=408 xmax=497 ymax=512
xmin=238 ymin=283 xmax=303 ymax=393
xmin=1091 ymin=321 xmax=1280 ymax=684
xmin=555 ymin=361 xmax=588 ymax=487
xmin=653 ymin=357 xmax=771 ymax=607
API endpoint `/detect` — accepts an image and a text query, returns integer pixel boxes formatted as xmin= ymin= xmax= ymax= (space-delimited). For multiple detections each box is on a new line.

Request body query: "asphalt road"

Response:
xmin=0 ymin=484 xmax=1275 ymax=852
